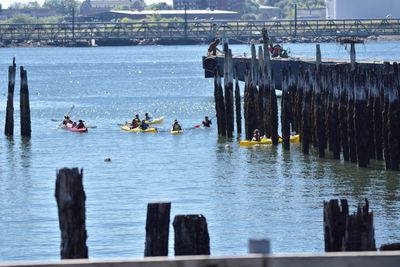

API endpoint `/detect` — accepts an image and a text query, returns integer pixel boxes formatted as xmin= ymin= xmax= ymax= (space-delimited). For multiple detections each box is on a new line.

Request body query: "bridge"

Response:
xmin=0 ymin=19 xmax=400 ymax=44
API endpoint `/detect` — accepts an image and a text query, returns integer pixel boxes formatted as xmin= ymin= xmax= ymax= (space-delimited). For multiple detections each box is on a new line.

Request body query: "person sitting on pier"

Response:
xmin=252 ymin=129 xmax=261 ymax=142
xmin=172 ymin=119 xmax=182 ymax=131
xmin=145 ymin=112 xmax=152 ymax=121
xmin=140 ymin=119 xmax=150 ymax=130
xmin=207 ymin=38 xmax=221 ymax=56
xmin=75 ymin=120 xmax=85 ymax=129
xmin=62 ymin=115 xmax=73 ymax=125
xmin=202 ymin=116 xmax=212 ymax=127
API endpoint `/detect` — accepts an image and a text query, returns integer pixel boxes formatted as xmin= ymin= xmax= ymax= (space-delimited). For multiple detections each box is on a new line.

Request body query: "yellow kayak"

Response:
xmin=170 ymin=129 xmax=184 ymax=134
xmin=239 ymin=134 xmax=300 ymax=146
xmin=145 ymin=116 xmax=164 ymax=125
xmin=120 ymin=125 xmax=157 ymax=133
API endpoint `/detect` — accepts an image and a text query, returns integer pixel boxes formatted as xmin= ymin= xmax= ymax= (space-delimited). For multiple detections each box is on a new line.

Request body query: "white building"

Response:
xmin=325 ymin=0 xmax=400 ymax=19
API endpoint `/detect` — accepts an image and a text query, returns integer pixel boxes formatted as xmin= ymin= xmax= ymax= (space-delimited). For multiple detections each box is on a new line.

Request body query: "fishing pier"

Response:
xmin=1 ymin=18 xmax=400 ymax=45
xmin=202 ymin=30 xmax=400 ymax=171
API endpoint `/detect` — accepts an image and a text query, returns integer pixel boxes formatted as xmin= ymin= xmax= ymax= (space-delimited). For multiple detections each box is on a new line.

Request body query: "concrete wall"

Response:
xmin=1 ymin=252 xmax=400 ymax=267
xmin=326 ymin=0 xmax=400 ymax=19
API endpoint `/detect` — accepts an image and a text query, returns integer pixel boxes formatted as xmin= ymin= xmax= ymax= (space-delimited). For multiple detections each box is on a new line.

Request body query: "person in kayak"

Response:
xmin=172 ymin=119 xmax=182 ymax=131
xmin=62 ymin=115 xmax=73 ymax=125
xmin=130 ymin=118 xmax=139 ymax=129
xmin=140 ymin=119 xmax=150 ymax=130
xmin=252 ymin=129 xmax=261 ymax=141
xmin=75 ymin=120 xmax=86 ymax=129
xmin=202 ymin=116 xmax=212 ymax=127
xmin=145 ymin=112 xmax=152 ymax=121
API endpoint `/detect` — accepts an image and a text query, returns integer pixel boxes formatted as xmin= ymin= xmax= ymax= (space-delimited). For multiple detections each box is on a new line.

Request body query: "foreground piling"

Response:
xmin=173 ymin=214 xmax=210 ymax=256
xmin=55 ymin=168 xmax=88 ymax=259
xmin=144 ymin=202 xmax=171 ymax=257
xmin=20 ymin=66 xmax=31 ymax=137
xmin=5 ymin=58 xmax=16 ymax=136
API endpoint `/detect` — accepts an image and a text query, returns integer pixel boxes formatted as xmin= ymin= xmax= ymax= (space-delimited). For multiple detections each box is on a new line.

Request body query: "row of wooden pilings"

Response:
xmin=55 ymin=167 xmax=398 ymax=259
xmin=4 ymin=57 xmax=32 ymax=137
xmin=214 ymin=35 xmax=400 ymax=170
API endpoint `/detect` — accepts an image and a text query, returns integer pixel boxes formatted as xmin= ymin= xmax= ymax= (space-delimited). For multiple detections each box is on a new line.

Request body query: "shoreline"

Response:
xmin=1 ymin=35 xmax=399 ymax=48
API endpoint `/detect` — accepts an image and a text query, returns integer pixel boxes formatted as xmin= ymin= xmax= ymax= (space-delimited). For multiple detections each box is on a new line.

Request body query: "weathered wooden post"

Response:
xmin=387 ymin=76 xmax=400 ymax=170
xmin=224 ymin=49 xmax=234 ymax=137
xmin=324 ymin=199 xmax=376 ymax=252
xmin=20 ymin=66 xmax=31 ymax=137
xmin=339 ymin=67 xmax=350 ymax=161
xmin=234 ymin=70 xmax=242 ymax=135
xmin=347 ymin=67 xmax=357 ymax=163
xmin=214 ymin=70 xmax=226 ymax=136
xmin=324 ymin=199 xmax=348 ymax=252
xmin=281 ymin=68 xmax=291 ymax=150
xmin=55 ymin=168 xmax=88 ymax=259
xmin=144 ymin=202 xmax=171 ymax=257
xmin=344 ymin=199 xmax=376 ymax=251
xmin=5 ymin=57 xmax=16 ymax=136
xmin=173 ymin=214 xmax=210 ymax=256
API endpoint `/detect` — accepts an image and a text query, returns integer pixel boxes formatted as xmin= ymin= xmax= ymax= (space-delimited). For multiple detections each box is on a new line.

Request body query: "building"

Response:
xmin=81 ymin=0 xmax=145 ymax=16
xmin=259 ymin=5 xmax=281 ymax=19
xmin=173 ymin=0 xmax=245 ymax=12
xmin=325 ymin=0 xmax=400 ymax=19
xmin=95 ymin=9 xmax=239 ymax=20
xmin=297 ymin=8 xmax=325 ymax=20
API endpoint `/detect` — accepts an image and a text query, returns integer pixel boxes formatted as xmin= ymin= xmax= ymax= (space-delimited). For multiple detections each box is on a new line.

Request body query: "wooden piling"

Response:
xmin=354 ymin=69 xmax=370 ymax=167
xmin=347 ymin=67 xmax=357 ymax=163
xmin=55 ymin=168 xmax=88 ymax=259
xmin=344 ymin=199 xmax=376 ymax=251
xmin=214 ymin=70 xmax=226 ymax=136
xmin=5 ymin=58 xmax=16 ymax=136
xmin=314 ymin=65 xmax=326 ymax=157
xmin=382 ymin=63 xmax=391 ymax=169
xmin=387 ymin=68 xmax=400 ymax=170
xmin=257 ymin=46 xmax=265 ymax=135
xmin=339 ymin=67 xmax=350 ymax=161
xmin=20 ymin=66 xmax=31 ymax=137
xmin=224 ymin=48 xmax=234 ymax=137
xmin=234 ymin=72 xmax=242 ymax=135
xmin=144 ymin=202 xmax=171 ymax=257
xmin=173 ymin=214 xmax=210 ymax=256
xmin=324 ymin=199 xmax=375 ymax=252
xmin=281 ymin=68 xmax=291 ymax=150
xmin=324 ymin=199 xmax=348 ymax=252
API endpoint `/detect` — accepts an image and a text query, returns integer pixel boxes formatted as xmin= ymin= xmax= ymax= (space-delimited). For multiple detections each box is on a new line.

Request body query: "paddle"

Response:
xmin=193 ymin=115 xmax=216 ymax=129
xmin=58 ymin=105 xmax=75 ymax=127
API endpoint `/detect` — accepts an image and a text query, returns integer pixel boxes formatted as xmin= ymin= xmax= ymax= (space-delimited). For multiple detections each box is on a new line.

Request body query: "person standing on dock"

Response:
xmin=207 ymin=38 xmax=221 ymax=56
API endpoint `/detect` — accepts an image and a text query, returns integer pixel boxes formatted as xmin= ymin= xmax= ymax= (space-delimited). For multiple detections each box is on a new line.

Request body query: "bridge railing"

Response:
xmin=0 ymin=19 xmax=400 ymax=43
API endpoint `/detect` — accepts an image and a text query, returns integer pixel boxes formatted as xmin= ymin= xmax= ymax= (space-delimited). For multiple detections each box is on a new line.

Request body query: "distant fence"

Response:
xmin=0 ymin=18 xmax=400 ymax=44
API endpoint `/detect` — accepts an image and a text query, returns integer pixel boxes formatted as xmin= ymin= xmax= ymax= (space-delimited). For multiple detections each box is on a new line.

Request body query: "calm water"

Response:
xmin=1 ymin=42 xmax=400 ymax=261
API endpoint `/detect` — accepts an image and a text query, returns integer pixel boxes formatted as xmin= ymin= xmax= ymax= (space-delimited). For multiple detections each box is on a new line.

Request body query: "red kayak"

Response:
xmin=61 ymin=123 xmax=88 ymax=133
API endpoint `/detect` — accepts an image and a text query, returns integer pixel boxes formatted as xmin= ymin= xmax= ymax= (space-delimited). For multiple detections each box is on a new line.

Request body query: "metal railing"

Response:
xmin=0 ymin=18 xmax=400 ymax=43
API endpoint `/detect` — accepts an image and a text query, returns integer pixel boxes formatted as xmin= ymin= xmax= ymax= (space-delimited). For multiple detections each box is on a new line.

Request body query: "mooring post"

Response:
xmin=316 ymin=44 xmax=321 ymax=71
xmin=257 ymin=46 xmax=265 ymax=135
xmin=144 ymin=202 xmax=171 ymax=257
xmin=344 ymin=199 xmax=376 ymax=251
xmin=173 ymin=214 xmax=210 ymax=256
xmin=234 ymin=70 xmax=242 ymax=135
xmin=55 ymin=168 xmax=88 ymax=259
xmin=281 ymin=68 xmax=291 ymax=150
xmin=224 ymin=49 xmax=234 ymax=137
xmin=5 ymin=57 xmax=16 ymax=136
xmin=20 ymin=66 xmax=31 ymax=137
xmin=214 ymin=70 xmax=226 ymax=136
xmin=350 ymin=43 xmax=356 ymax=71
xmin=324 ymin=199 xmax=348 ymax=252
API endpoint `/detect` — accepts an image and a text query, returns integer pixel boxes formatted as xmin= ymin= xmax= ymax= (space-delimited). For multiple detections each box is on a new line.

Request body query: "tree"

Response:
xmin=147 ymin=3 xmax=173 ymax=10
xmin=42 ymin=0 xmax=79 ymax=15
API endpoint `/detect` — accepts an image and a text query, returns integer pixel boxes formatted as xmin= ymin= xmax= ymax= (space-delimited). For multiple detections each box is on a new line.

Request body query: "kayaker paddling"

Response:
xmin=172 ymin=119 xmax=182 ymax=131
xmin=252 ymin=129 xmax=261 ymax=141
xmin=62 ymin=115 xmax=73 ymax=125
xmin=202 ymin=116 xmax=212 ymax=127
xmin=75 ymin=120 xmax=86 ymax=129
xmin=145 ymin=112 xmax=152 ymax=121
xmin=140 ymin=119 xmax=150 ymax=130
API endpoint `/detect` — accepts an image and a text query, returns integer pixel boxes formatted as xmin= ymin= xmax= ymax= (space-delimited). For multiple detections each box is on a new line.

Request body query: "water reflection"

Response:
xmin=20 ymin=137 xmax=32 ymax=168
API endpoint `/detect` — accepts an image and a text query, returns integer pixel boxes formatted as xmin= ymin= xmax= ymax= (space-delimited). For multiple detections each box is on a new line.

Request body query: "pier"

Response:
xmin=1 ymin=18 xmax=400 ymax=44
xmin=203 ymin=30 xmax=400 ymax=170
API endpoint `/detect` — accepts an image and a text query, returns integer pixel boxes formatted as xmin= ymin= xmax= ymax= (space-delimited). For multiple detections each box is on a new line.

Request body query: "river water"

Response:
xmin=0 ymin=41 xmax=400 ymax=261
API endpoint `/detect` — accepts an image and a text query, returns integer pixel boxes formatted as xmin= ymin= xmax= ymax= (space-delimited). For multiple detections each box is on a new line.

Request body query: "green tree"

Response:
xmin=42 ymin=0 xmax=79 ymax=15
xmin=147 ymin=3 xmax=173 ymax=10
xmin=8 ymin=13 xmax=37 ymax=23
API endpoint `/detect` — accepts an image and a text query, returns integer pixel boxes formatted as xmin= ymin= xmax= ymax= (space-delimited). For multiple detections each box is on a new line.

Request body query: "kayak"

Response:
xmin=239 ymin=134 xmax=300 ymax=146
xmin=61 ymin=123 xmax=88 ymax=133
xmin=170 ymin=129 xmax=184 ymax=134
xmin=145 ymin=116 xmax=164 ymax=125
xmin=120 ymin=124 xmax=157 ymax=133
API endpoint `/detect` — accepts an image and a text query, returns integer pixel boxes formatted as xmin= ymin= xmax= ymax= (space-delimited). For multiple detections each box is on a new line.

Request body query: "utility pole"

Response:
xmin=184 ymin=4 xmax=188 ymax=40
xmin=72 ymin=7 xmax=75 ymax=41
